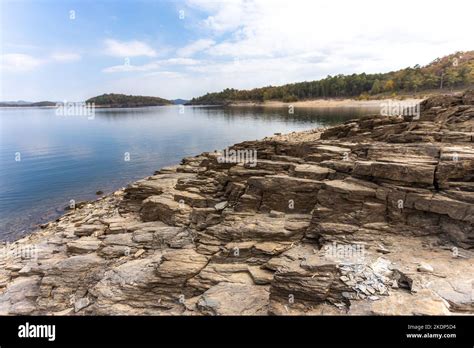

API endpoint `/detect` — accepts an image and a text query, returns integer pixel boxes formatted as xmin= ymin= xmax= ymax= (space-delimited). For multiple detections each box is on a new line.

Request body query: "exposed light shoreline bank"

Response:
xmin=227 ymin=98 xmax=424 ymax=108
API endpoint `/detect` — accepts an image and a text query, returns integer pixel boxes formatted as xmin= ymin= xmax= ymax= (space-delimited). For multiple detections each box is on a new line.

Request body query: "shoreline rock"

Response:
xmin=0 ymin=91 xmax=473 ymax=315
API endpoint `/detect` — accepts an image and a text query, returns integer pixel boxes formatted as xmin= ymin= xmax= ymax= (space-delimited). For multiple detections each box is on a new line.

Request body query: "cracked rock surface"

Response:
xmin=0 ymin=91 xmax=473 ymax=315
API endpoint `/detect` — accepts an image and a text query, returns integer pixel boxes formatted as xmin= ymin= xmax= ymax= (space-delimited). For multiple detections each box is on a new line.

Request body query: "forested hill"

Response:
xmin=187 ymin=51 xmax=474 ymax=105
xmin=86 ymin=94 xmax=172 ymax=107
xmin=0 ymin=101 xmax=57 ymax=107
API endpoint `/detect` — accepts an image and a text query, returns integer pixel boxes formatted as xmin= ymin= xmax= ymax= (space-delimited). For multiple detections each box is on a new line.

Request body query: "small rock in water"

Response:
xmin=417 ymin=263 xmax=434 ymax=273
xmin=96 ymin=190 xmax=104 ymax=195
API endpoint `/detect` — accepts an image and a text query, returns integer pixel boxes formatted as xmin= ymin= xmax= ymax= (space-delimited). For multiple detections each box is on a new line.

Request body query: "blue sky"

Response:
xmin=1 ymin=0 xmax=472 ymax=101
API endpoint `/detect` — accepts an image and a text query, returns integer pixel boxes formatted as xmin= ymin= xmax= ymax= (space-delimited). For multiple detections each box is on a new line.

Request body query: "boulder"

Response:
xmin=197 ymin=283 xmax=269 ymax=315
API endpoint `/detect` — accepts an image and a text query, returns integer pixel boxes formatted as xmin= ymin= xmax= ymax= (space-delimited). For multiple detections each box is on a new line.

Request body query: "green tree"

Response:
xmin=444 ymin=68 xmax=461 ymax=89
xmin=370 ymin=79 xmax=382 ymax=94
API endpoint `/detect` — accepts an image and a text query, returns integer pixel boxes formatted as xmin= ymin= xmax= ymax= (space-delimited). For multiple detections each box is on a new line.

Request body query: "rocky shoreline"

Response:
xmin=1 ymin=91 xmax=473 ymax=315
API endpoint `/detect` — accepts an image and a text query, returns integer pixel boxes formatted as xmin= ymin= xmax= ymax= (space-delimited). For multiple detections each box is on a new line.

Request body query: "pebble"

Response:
xmin=417 ymin=263 xmax=434 ymax=273
xmin=74 ymin=297 xmax=90 ymax=312
xmin=376 ymin=247 xmax=391 ymax=254
xmin=357 ymin=284 xmax=368 ymax=294
xmin=377 ymin=283 xmax=387 ymax=294
xmin=134 ymin=249 xmax=146 ymax=258
xmin=340 ymin=275 xmax=350 ymax=282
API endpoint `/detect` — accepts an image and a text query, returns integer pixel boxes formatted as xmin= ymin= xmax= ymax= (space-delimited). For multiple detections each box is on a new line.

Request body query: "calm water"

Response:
xmin=0 ymin=105 xmax=377 ymax=241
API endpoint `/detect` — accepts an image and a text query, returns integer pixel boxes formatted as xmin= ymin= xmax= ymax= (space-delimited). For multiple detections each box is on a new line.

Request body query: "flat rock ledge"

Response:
xmin=1 ymin=91 xmax=473 ymax=315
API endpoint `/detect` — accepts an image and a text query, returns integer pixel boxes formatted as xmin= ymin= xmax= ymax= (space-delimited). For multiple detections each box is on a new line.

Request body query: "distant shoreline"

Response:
xmin=1 ymin=98 xmax=424 ymax=109
xmin=0 ymin=104 xmax=175 ymax=109
xmin=227 ymin=98 xmax=424 ymax=108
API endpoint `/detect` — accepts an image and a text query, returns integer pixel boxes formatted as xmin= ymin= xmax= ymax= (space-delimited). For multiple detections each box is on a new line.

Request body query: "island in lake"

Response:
xmin=85 ymin=93 xmax=173 ymax=108
xmin=0 ymin=94 xmax=173 ymax=109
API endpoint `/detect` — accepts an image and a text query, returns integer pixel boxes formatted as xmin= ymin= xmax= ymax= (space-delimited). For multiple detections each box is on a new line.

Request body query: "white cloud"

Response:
xmin=187 ymin=0 xmax=255 ymax=33
xmin=102 ymin=61 xmax=161 ymax=73
xmin=51 ymin=53 xmax=82 ymax=62
xmin=102 ymin=58 xmax=200 ymax=73
xmin=177 ymin=39 xmax=215 ymax=57
xmin=104 ymin=39 xmax=157 ymax=57
xmin=164 ymin=58 xmax=200 ymax=65
xmin=185 ymin=54 xmax=334 ymax=89
xmin=144 ymin=71 xmax=184 ymax=78
xmin=112 ymin=0 xmax=472 ymax=99
xmin=188 ymin=0 xmax=473 ymax=76
xmin=2 ymin=51 xmax=81 ymax=73
xmin=95 ymin=56 xmax=323 ymax=99
xmin=1 ymin=53 xmax=44 ymax=72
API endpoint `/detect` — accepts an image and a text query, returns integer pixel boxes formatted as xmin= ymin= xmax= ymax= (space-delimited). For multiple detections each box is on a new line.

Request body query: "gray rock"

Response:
xmin=417 ymin=263 xmax=434 ymax=273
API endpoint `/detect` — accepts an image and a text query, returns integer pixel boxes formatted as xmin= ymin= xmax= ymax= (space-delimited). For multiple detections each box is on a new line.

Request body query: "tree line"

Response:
xmin=188 ymin=51 xmax=474 ymax=105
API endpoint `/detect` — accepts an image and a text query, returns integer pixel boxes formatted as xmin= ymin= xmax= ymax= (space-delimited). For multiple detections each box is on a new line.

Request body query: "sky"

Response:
xmin=0 ymin=0 xmax=473 ymax=101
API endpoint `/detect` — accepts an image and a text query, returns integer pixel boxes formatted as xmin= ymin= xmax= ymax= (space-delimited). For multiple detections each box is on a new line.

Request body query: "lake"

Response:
xmin=0 ymin=105 xmax=378 ymax=241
